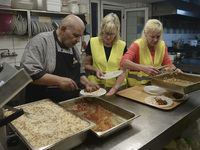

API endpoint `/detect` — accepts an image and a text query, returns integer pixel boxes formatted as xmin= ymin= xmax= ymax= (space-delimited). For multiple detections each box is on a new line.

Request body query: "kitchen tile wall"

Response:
xmin=125 ymin=2 xmax=200 ymax=48
xmin=0 ymin=34 xmax=85 ymax=68
xmin=162 ymin=19 xmax=200 ymax=47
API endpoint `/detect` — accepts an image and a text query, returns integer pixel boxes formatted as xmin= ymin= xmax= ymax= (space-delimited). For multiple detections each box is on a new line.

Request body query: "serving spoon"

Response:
xmin=4 ymin=105 xmax=33 ymax=118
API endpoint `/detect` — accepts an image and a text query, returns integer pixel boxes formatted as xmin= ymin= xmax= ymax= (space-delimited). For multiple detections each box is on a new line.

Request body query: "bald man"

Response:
xmin=21 ymin=14 xmax=99 ymax=103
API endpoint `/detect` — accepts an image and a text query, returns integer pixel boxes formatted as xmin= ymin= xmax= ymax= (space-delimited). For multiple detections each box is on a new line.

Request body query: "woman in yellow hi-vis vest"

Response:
xmin=120 ymin=19 xmax=182 ymax=87
xmin=84 ymin=13 xmax=127 ymax=96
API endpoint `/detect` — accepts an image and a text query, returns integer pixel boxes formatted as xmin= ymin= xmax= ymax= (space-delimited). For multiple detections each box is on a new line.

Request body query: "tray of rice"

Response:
xmin=4 ymin=99 xmax=95 ymax=150
xmin=59 ymin=96 xmax=139 ymax=138
xmin=151 ymin=72 xmax=200 ymax=94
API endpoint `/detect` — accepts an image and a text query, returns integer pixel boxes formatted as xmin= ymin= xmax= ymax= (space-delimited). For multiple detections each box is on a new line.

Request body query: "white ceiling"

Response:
xmin=104 ymin=0 xmax=166 ymax=4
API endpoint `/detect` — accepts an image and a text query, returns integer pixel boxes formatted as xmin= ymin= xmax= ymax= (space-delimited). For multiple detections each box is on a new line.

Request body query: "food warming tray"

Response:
xmin=151 ymin=72 xmax=200 ymax=94
xmin=5 ymin=99 xmax=95 ymax=150
xmin=60 ymin=96 xmax=139 ymax=138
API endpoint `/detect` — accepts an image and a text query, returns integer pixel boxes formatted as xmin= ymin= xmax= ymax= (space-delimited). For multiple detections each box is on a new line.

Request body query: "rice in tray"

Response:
xmin=4 ymin=100 xmax=90 ymax=148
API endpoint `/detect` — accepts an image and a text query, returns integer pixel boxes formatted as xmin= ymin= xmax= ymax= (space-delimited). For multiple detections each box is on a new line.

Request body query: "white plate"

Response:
xmin=80 ymin=88 xmax=106 ymax=97
xmin=100 ymin=70 xmax=123 ymax=79
xmin=144 ymin=85 xmax=167 ymax=95
xmin=145 ymin=96 xmax=173 ymax=108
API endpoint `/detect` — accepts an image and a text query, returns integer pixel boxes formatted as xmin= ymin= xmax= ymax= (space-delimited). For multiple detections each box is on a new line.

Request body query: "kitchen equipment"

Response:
xmin=151 ymin=72 xmax=200 ymax=94
xmin=4 ymin=105 xmax=32 ymax=117
xmin=116 ymin=85 xmax=188 ymax=110
xmin=70 ymin=3 xmax=79 ymax=14
xmin=188 ymin=39 xmax=198 ymax=46
xmin=0 ymin=62 xmax=32 ymax=150
xmin=176 ymin=52 xmax=182 ymax=60
xmin=60 ymin=96 xmax=139 ymax=138
xmin=79 ymin=4 xmax=87 ymax=14
xmin=158 ymin=63 xmax=172 ymax=72
xmin=172 ymin=39 xmax=184 ymax=50
xmin=0 ymin=14 xmax=13 ymax=34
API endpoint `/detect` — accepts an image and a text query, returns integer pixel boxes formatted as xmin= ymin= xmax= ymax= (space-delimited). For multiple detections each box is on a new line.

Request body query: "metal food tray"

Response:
xmin=151 ymin=72 xmax=200 ymax=94
xmin=7 ymin=99 xmax=95 ymax=150
xmin=59 ymin=96 xmax=139 ymax=138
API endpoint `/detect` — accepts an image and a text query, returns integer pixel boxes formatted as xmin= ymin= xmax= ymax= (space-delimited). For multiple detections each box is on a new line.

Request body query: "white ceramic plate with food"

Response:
xmin=144 ymin=85 xmax=167 ymax=95
xmin=100 ymin=70 xmax=123 ymax=79
xmin=80 ymin=88 xmax=106 ymax=97
xmin=145 ymin=96 xmax=173 ymax=108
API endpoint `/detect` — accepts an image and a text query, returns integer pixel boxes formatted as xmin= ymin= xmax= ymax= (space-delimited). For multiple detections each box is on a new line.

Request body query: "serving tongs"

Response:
xmin=158 ymin=63 xmax=173 ymax=72
xmin=4 ymin=105 xmax=33 ymax=118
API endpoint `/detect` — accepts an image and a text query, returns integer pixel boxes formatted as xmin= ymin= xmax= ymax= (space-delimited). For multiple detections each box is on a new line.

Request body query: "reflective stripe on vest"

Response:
xmin=128 ymin=39 xmax=165 ymax=86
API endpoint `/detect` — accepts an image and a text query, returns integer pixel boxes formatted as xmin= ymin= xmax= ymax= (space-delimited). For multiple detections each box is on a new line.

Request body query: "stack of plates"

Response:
xmin=31 ymin=21 xmax=56 ymax=36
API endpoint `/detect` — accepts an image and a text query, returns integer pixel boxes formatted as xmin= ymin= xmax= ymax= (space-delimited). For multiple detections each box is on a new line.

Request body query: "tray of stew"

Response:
xmin=59 ymin=96 xmax=139 ymax=138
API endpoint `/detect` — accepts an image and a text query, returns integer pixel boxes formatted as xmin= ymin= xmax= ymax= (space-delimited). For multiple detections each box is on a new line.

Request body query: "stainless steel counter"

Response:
xmin=73 ymin=90 xmax=200 ymax=150
xmin=7 ymin=90 xmax=200 ymax=150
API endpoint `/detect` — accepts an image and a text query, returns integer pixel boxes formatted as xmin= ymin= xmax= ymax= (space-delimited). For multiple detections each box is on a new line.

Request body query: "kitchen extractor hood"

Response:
xmin=152 ymin=0 xmax=200 ymax=18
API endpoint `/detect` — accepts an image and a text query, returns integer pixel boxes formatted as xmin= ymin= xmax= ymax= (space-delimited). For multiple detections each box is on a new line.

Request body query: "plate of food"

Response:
xmin=80 ymin=87 xmax=106 ymax=97
xmin=100 ymin=70 xmax=123 ymax=79
xmin=144 ymin=85 xmax=167 ymax=95
xmin=145 ymin=96 xmax=173 ymax=108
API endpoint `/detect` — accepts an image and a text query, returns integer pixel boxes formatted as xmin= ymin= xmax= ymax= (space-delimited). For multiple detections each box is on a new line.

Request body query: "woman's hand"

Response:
xmin=93 ymin=69 xmax=104 ymax=79
xmin=85 ymin=81 xmax=100 ymax=90
xmin=105 ymin=86 xmax=118 ymax=97
xmin=174 ymin=68 xmax=182 ymax=73
xmin=142 ymin=65 xmax=161 ymax=77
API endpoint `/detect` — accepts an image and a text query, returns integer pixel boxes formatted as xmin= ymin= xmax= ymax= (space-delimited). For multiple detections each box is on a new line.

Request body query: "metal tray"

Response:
xmin=151 ymin=72 xmax=200 ymax=94
xmin=6 ymin=99 xmax=95 ymax=150
xmin=59 ymin=96 xmax=139 ymax=138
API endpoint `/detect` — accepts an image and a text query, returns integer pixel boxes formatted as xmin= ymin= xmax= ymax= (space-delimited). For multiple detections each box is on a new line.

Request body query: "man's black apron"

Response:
xmin=25 ymin=31 xmax=80 ymax=103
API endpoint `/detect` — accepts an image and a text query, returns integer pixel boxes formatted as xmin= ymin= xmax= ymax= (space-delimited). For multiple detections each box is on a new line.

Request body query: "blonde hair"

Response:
xmin=141 ymin=19 xmax=163 ymax=48
xmin=98 ymin=13 xmax=121 ymax=44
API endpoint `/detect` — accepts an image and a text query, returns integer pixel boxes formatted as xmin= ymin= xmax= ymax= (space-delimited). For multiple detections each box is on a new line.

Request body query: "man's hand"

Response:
xmin=58 ymin=77 xmax=78 ymax=91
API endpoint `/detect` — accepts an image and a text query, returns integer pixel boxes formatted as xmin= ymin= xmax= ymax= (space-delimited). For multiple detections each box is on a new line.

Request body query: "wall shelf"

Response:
xmin=0 ymin=8 xmax=86 ymax=36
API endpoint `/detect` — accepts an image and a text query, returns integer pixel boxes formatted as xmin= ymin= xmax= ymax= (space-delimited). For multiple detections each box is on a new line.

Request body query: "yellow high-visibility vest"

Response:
xmin=128 ymin=39 xmax=165 ymax=86
xmin=88 ymin=37 xmax=127 ymax=90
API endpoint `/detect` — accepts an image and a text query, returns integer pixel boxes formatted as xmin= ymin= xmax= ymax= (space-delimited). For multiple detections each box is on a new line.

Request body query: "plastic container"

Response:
xmin=32 ymin=0 xmax=44 ymax=10
xmin=61 ymin=4 xmax=71 ymax=13
xmin=79 ymin=4 xmax=87 ymax=14
xmin=11 ymin=0 xmax=33 ymax=9
xmin=69 ymin=3 xmax=79 ymax=14
xmin=44 ymin=2 xmax=61 ymax=12
xmin=68 ymin=0 xmax=80 ymax=4
xmin=189 ymin=39 xmax=198 ymax=46
xmin=0 ymin=0 xmax=11 ymax=7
